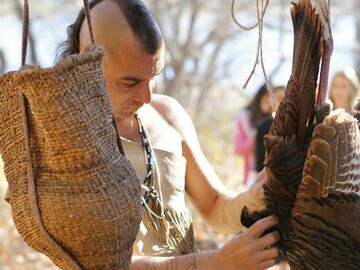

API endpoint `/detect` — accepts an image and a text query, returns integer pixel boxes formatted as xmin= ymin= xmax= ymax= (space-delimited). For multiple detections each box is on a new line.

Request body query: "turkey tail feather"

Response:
xmin=291 ymin=110 xmax=360 ymax=268
xmin=247 ymin=0 xmax=360 ymax=268
xmin=263 ymin=0 xmax=326 ymax=230
xmin=270 ymin=0 xmax=323 ymax=144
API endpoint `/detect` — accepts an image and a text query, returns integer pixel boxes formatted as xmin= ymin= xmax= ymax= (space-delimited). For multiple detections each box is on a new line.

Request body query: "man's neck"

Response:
xmin=116 ymin=114 xmax=141 ymax=143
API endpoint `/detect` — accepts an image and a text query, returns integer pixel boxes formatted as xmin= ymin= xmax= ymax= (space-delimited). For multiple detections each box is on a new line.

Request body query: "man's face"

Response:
xmin=78 ymin=0 xmax=165 ymax=120
xmin=260 ymin=94 xmax=272 ymax=114
xmin=102 ymin=41 xmax=165 ymax=119
xmin=330 ymin=74 xmax=353 ymax=109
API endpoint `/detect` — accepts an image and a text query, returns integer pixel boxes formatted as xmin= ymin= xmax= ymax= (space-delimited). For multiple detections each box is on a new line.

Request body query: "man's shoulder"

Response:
xmin=150 ymin=94 xmax=192 ymax=132
xmin=151 ymin=94 xmax=185 ymax=117
xmin=152 ymin=94 xmax=181 ymax=108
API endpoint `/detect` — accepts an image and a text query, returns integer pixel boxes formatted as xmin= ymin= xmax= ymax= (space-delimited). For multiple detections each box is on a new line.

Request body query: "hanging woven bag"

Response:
xmin=0 ymin=1 xmax=141 ymax=269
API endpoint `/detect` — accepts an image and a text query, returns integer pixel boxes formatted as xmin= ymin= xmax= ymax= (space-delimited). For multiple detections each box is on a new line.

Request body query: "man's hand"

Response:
xmin=210 ymin=215 xmax=280 ymax=270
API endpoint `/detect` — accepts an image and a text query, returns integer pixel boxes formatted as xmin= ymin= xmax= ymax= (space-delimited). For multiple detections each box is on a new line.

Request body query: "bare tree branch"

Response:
xmin=0 ymin=50 xmax=5 ymax=74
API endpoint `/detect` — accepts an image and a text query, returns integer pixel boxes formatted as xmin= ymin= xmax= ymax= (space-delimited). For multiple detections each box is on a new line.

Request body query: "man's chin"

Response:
xmin=116 ymin=111 xmax=137 ymax=119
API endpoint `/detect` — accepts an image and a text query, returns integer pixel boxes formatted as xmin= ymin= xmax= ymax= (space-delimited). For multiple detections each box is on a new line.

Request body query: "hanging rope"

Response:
xmin=21 ymin=0 xmax=29 ymax=66
xmin=230 ymin=0 xmax=269 ymax=31
xmin=231 ymin=0 xmax=274 ymax=103
xmin=83 ymin=0 xmax=95 ymax=45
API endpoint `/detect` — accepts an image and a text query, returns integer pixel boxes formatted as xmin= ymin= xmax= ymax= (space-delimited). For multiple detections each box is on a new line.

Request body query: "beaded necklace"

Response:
xmin=134 ymin=113 xmax=165 ymax=219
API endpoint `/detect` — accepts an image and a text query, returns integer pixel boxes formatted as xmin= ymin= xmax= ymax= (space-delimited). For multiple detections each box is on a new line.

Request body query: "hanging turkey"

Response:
xmin=240 ymin=0 xmax=360 ymax=269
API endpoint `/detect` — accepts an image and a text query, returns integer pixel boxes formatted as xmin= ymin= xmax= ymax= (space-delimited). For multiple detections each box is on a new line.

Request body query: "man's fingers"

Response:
xmin=257 ymin=246 xmax=279 ymax=262
xmin=257 ymin=168 xmax=268 ymax=183
xmin=258 ymin=258 xmax=278 ymax=270
xmin=256 ymin=231 xmax=281 ymax=250
xmin=247 ymin=215 xmax=279 ymax=238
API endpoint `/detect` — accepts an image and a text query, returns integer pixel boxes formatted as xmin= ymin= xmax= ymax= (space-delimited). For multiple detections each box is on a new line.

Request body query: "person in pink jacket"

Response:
xmin=234 ymin=85 xmax=272 ymax=184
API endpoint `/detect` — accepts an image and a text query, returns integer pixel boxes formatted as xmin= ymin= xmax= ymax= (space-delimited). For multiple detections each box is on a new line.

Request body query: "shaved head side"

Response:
xmin=119 ymin=0 xmax=163 ymax=54
xmin=56 ymin=0 xmax=163 ymax=59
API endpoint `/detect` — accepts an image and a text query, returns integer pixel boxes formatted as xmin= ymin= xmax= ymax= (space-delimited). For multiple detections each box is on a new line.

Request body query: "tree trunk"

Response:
xmin=0 ymin=50 xmax=5 ymax=74
xmin=355 ymin=0 xmax=360 ymax=74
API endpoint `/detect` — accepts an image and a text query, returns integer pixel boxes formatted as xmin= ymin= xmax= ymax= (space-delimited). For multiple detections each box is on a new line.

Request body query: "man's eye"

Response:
xmin=124 ymin=81 xmax=137 ymax=88
xmin=113 ymin=82 xmax=136 ymax=93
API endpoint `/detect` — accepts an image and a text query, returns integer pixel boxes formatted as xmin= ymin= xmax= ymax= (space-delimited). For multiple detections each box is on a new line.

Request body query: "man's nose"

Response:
xmin=135 ymin=81 xmax=154 ymax=104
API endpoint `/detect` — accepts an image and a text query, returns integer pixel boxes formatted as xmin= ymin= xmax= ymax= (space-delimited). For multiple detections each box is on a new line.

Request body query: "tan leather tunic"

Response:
xmin=121 ymin=137 xmax=196 ymax=256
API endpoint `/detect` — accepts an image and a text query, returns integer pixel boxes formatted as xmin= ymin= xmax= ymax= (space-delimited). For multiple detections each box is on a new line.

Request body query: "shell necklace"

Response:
xmin=134 ymin=112 xmax=166 ymax=220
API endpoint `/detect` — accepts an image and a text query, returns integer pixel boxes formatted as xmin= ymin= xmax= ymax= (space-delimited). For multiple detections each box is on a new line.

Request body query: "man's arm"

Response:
xmin=153 ymin=95 xmax=265 ymax=234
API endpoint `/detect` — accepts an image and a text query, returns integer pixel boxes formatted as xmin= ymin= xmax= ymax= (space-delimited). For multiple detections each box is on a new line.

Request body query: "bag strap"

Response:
xmin=83 ymin=0 xmax=95 ymax=46
xmin=82 ymin=0 xmax=126 ymax=155
xmin=21 ymin=0 xmax=29 ymax=66
xmin=21 ymin=0 xmax=95 ymax=64
xmin=20 ymin=1 xmax=96 ymax=268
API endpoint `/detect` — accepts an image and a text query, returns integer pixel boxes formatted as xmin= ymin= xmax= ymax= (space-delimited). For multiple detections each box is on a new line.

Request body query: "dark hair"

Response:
xmin=247 ymin=84 xmax=272 ymax=128
xmin=56 ymin=0 xmax=163 ymax=59
xmin=272 ymin=85 xmax=286 ymax=93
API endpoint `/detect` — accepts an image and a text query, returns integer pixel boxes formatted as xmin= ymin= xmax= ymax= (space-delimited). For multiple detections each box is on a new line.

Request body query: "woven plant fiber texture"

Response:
xmin=0 ymin=45 xmax=142 ymax=270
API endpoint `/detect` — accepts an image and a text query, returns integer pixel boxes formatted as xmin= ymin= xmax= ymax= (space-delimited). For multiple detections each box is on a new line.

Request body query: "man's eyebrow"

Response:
xmin=118 ymin=76 xmax=144 ymax=82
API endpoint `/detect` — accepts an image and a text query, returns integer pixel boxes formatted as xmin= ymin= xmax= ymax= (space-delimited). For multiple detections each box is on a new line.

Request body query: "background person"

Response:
xmin=233 ymin=84 xmax=272 ymax=184
xmin=255 ymin=85 xmax=286 ymax=173
xmin=328 ymin=67 xmax=360 ymax=113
